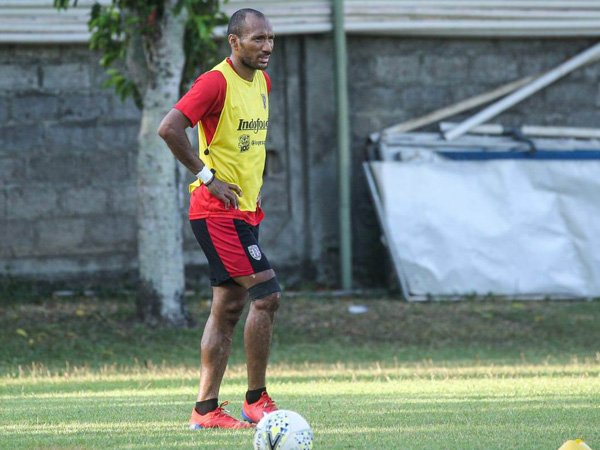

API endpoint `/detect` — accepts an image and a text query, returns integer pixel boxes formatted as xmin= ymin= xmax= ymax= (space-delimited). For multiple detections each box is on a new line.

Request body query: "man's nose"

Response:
xmin=262 ymin=40 xmax=273 ymax=52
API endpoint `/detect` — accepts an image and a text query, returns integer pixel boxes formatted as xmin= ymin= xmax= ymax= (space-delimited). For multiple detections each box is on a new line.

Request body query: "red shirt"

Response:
xmin=176 ymin=58 xmax=271 ymax=143
xmin=174 ymin=58 xmax=271 ymax=225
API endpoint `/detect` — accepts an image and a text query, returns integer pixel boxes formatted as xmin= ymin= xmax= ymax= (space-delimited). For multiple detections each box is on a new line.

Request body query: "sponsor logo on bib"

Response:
xmin=239 ymin=134 xmax=250 ymax=152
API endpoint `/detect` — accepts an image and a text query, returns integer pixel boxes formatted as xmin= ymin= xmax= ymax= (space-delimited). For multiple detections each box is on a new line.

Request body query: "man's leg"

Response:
xmin=235 ymin=269 xmax=281 ymax=422
xmin=197 ymin=280 xmax=248 ymax=402
xmin=244 ymin=294 xmax=279 ymax=389
xmin=188 ymin=280 xmax=252 ymax=429
xmin=244 ymin=281 xmax=280 ymax=389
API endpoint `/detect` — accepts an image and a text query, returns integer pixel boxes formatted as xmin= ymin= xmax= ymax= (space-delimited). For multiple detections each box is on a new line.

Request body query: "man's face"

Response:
xmin=235 ymin=15 xmax=274 ymax=71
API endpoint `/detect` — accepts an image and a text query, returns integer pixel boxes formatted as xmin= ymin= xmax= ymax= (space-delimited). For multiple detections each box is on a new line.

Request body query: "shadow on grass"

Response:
xmin=1 ymin=293 xmax=599 ymax=374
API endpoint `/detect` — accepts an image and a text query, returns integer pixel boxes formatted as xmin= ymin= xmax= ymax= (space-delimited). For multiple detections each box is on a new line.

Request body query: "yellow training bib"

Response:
xmin=189 ymin=59 xmax=269 ymax=213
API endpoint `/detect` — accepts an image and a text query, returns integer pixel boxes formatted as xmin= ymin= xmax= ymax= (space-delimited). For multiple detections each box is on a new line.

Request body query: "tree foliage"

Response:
xmin=54 ymin=0 xmax=228 ymax=108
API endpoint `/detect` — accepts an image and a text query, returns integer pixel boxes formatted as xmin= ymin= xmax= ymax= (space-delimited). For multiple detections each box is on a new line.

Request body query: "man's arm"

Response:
xmin=158 ymin=108 xmax=200 ymax=174
xmin=158 ymin=109 xmax=242 ymax=209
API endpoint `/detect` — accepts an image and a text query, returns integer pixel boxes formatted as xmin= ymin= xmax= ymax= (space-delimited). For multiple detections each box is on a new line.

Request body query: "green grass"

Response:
xmin=1 ymin=293 xmax=599 ymax=449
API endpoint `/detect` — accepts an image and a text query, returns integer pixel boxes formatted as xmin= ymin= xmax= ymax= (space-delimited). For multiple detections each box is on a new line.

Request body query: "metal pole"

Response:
xmin=381 ymin=74 xmax=535 ymax=135
xmin=444 ymin=41 xmax=600 ymax=141
xmin=333 ymin=0 xmax=352 ymax=290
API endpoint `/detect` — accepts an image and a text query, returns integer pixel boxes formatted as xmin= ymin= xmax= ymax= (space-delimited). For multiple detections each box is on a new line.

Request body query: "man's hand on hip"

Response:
xmin=207 ymin=178 xmax=242 ymax=209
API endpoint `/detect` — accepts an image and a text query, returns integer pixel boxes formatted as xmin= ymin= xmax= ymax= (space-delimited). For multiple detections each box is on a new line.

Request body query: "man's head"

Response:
xmin=228 ymin=9 xmax=274 ymax=71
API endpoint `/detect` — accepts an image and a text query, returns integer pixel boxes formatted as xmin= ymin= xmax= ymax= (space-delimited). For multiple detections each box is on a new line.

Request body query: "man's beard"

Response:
xmin=240 ymin=54 xmax=267 ymax=70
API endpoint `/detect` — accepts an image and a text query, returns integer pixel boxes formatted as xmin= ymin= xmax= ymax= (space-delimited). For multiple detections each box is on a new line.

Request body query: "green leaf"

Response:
xmin=16 ymin=328 xmax=28 ymax=338
xmin=56 ymin=0 xmax=227 ymax=108
xmin=53 ymin=0 xmax=76 ymax=10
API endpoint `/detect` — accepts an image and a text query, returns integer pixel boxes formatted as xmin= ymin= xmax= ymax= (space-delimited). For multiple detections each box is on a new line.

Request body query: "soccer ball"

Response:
xmin=253 ymin=410 xmax=314 ymax=450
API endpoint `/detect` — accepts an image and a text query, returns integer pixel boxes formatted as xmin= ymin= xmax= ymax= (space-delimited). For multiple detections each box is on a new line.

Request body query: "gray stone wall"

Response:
xmin=2 ymin=37 xmax=600 ymax=288
xmin=0 ymin=45 xmax=140 ymax=278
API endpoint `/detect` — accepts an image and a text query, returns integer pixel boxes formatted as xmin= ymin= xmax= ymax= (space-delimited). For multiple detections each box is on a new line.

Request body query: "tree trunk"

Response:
xmin=136 ymin=3 xmax=190 ymax=327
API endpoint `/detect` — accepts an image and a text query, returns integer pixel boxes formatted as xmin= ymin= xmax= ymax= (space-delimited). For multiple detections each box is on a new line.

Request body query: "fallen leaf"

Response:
xmin=16 ymin=328 xmax=28 ymax=338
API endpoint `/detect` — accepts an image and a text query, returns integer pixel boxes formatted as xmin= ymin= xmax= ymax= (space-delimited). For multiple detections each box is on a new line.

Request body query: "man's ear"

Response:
xmin=228 ymin=34 xmax=239 ymax=50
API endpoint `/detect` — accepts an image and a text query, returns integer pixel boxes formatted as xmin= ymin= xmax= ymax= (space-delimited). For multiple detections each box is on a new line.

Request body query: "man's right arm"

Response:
xmin=157 ymin=109 xmax=202 ymax=175
xmin=157 ymin=108 xmax=242 ymax=209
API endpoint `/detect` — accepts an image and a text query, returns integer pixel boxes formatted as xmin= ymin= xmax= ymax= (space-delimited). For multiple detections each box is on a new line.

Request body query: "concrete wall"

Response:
xmin=2 ymin=37 xmax=600 ymax=288
xmin=0 ymin=45 xmax=140 ymax=279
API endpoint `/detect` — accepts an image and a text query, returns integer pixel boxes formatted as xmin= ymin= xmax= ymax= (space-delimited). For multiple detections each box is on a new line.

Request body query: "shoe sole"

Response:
xmin=189 ymin=423 xmax=251 ymax=430
xmin=241 ymin=409 xmax=256 ymax=424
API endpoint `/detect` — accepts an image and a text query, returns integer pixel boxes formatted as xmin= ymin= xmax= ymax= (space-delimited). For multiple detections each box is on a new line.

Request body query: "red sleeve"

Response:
xmin=174 ymin=70 xmax=227 ymax=125
xmin=263 ymin=71 xmax=271 ymax=93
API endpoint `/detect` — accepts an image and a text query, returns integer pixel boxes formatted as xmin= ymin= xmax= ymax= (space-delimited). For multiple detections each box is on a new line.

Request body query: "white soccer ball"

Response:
xmin=253 ymin=410 xmax=314 ymax=450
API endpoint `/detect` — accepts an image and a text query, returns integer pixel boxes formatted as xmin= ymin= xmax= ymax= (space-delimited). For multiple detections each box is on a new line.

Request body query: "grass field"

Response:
xmin=1 ymin=291 xmax=599 ymax=449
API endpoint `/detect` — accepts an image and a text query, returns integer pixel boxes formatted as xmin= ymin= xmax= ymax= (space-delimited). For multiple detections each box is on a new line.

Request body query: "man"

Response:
xmin=157 ymin=8 xmax=279 ymax=429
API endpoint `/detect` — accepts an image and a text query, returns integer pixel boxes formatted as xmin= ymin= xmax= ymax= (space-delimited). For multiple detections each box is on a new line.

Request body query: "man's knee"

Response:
xmin=252 ymin=292 xmax=280 ymax=313
xmin=223 ymin=297 xmax=246 ymax=318
xmin=211 ymin=289 xmax=246 ymax=324
xmin=248 ymin=277 xmax=281 ymax=312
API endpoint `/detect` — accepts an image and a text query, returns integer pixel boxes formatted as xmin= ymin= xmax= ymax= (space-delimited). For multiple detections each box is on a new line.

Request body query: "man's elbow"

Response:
xmin=157 ymin=120 xmax=173 ymax=141
xmin=158 ymin=109 xmax=190 ymax=141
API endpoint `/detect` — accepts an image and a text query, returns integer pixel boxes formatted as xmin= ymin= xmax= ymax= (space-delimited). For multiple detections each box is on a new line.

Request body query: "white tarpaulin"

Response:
xmin=366 ymin=157 xmax=600 ymax=300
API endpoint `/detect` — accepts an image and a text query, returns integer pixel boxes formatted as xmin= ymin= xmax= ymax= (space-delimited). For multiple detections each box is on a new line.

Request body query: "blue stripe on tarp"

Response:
xmin=437 ymin=150 xmax=600 ymax=160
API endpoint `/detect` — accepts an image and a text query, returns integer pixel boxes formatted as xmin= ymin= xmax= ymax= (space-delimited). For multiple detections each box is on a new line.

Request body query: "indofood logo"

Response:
xmin=237 ymin=118 xmax=268 ymax=134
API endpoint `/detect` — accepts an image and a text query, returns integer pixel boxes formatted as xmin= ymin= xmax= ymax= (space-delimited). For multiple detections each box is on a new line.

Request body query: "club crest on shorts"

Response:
xmin=248 ymin=245 xmax=262 ymax=260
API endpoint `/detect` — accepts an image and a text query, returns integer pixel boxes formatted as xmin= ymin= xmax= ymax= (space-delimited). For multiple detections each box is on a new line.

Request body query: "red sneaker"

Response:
xmin=241 ymin=391 xmax=278 ymax=423
xmin=189 ymin=402 xmax=252 ymax=430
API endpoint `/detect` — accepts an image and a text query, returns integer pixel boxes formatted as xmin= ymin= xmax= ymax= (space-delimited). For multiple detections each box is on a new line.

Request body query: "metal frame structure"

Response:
xmin=4 ymin=1 xmax=600 ymax=43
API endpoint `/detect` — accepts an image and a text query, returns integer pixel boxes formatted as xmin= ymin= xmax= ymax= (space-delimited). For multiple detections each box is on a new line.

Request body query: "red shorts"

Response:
xmin=190 ymin=218 xmax=272 ymax=286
